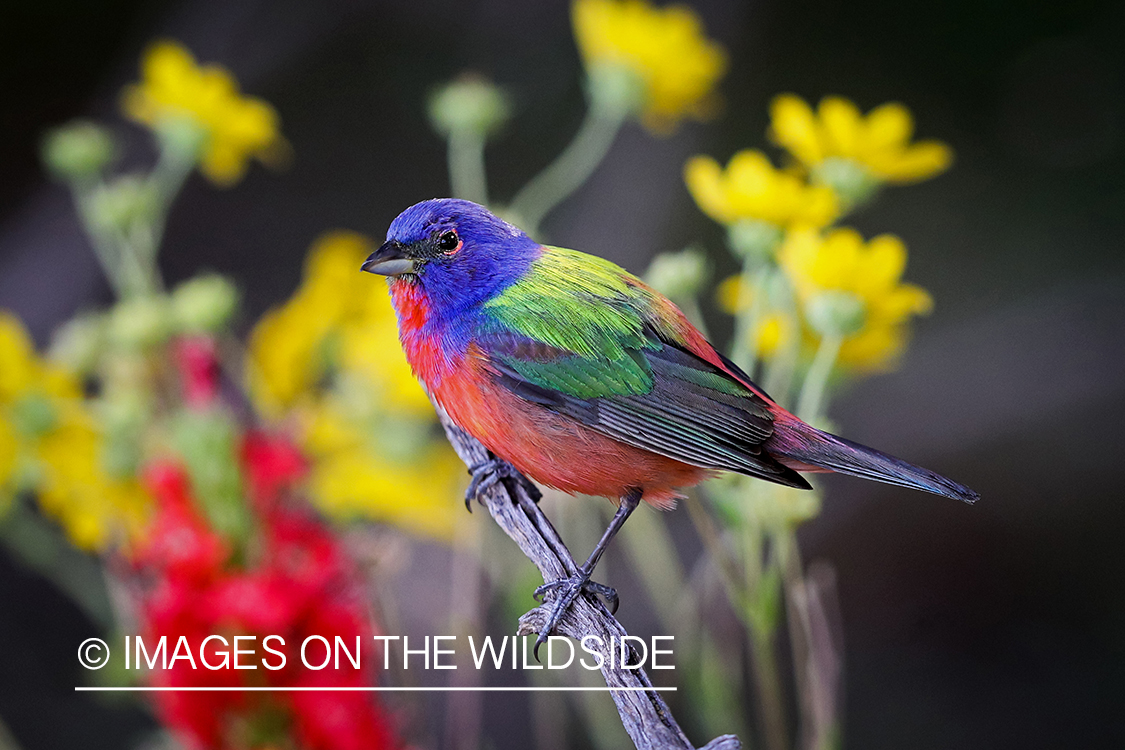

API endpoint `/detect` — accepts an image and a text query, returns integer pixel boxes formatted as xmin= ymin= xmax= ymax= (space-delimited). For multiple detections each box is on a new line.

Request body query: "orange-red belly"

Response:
xmin=431 ymin=361 xmax=710 ymax=510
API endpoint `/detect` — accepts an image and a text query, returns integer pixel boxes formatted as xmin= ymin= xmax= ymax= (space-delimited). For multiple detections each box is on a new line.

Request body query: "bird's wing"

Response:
xmin=478 ymin=247 xmax=809 ymax=488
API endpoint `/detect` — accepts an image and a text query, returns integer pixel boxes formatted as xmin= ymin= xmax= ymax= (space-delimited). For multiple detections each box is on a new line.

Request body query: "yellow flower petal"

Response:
xmin=818 ymin=97 xmax=864 ymax=157
xmin=770 ymin=94 xmax=823 ymax=166
xmin=0 ymin=312 xmax=40 ymax=400
xmin=685 ymin=150 xmax=838 ymax=228
xmin=862 ymin=102 xmax=914 ymax=151
xmin=872 ymin=141 xmax=953 ymax=183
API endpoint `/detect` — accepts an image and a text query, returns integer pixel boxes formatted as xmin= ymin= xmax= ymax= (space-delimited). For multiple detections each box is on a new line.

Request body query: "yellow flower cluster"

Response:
xmin=770 ymin=95 xmax=952 ymax=185
xmin=686 ymin=93 xmax=949 ymax=372
xmin=685 ymin=150 xmax=838 ymax=229
xmin=0 ymin=313 xmax=149 ymax=550
xmin=778 ymin=228 xmax=933 ymax=371
xmin=122 ymin=41 xmax=283 ymax=186
xmin=572 ymin=0 xmax=726 ymax=130
xmin=248 ymin=233 xmax=463 ymax=539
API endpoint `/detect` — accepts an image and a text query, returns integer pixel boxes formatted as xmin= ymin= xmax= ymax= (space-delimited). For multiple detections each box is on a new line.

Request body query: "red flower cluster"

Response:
xmin=133 ymin=433 xmax=396 ymax=750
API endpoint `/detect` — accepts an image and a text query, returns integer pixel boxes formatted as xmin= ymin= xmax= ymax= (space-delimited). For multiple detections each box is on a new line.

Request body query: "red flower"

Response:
xmin=132 ymin=447 xmax=397 ymax=750
xmin=174 ymin=335 xmax=221 ymax=407
xmin=241 ymin=430 xmax=306 ymax=512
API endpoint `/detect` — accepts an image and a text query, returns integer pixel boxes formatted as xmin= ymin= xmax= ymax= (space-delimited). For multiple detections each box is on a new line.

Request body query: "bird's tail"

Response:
xmin=769 ymin=416 xmax=980 ymax=504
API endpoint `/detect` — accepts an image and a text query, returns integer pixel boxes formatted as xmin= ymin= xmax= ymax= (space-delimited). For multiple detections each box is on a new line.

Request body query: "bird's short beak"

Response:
xmin=361 ymin=240 xmax=416 ymax=276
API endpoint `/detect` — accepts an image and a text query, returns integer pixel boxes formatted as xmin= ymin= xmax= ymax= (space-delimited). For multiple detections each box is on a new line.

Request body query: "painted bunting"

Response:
xmin=362 ymin=198 xmax=978 ymax=649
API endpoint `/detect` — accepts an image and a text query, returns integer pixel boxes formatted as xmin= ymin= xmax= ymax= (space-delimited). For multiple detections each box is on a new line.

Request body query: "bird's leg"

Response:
xmin=465 ymin=454 xmax=542 ymax=511
xmin=531 ymin=487 xmax=642 ymax=659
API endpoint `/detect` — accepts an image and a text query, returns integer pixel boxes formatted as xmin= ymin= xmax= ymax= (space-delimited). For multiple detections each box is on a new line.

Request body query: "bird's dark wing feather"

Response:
xmin=481 ymin=330 xmax=811 ymax=490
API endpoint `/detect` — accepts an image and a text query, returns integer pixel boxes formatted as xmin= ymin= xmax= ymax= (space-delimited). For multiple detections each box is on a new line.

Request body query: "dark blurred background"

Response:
xmin=2 ymin=0 xmax=1124 ymax=748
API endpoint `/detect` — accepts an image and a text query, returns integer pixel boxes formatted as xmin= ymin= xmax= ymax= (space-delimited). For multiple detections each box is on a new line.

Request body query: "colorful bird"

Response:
xmin=362 ymin=198 xmax=977 ymax=650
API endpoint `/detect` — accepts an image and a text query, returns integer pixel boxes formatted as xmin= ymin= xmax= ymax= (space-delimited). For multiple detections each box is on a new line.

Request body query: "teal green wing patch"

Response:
xmin=483 ymin=246 xmax=656 ymax=362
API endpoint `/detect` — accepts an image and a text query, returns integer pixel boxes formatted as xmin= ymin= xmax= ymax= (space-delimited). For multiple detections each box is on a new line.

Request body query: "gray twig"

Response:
xmin=433 ymin=401 xmax=741 ymax=750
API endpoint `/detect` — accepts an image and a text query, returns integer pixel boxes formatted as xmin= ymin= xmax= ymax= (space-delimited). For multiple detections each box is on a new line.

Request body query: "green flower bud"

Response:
xmin=812 ymin=157 xmax=881 ymax=213
xmin=107 ymin=295 xmax=174 ymax=350
xmin=88 ymin=175 xmax=160 ymax=236
xmin=171 ymin=274 xmax=240 ymax=333
xmin=727 ymin=219 xmax=783 ymax=263
xmin=806 ymin=290 xmax=866 ymax=337
xmin=587 ymin=63 xmax=647 ymax=119
xmin=645 ymin=247 xmax=709 ymax=301
xmin=11 ymin=394 xmax=58 ymax=438
xmin=41 ymin=120 xmax=117 ymax=182
xmin=49 ymin=313 xmax=108 ymax=374
xmin=428 ymin=75 xmax=512 ymax=138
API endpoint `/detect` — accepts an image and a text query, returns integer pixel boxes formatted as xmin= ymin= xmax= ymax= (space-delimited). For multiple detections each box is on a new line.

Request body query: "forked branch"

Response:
xmin=432 ymin=401 xmax=740 ymax=750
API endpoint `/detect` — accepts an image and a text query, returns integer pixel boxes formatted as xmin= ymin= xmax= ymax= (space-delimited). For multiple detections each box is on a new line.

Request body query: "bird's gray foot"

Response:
xmin=465 ymin=456 xmax=541 ymax=511
xmin=531 ymin=570 xmax=619 ymax=660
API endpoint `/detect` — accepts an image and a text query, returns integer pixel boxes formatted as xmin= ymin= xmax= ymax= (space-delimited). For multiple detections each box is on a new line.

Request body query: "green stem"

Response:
xmin=796 ymin=333 xmax=842 ymax=423
xmin=508 ymin=102 xmax=627 ymax=236
xmin=729 ymin=260 xmax=768 ymax=375
xmin=749 ymin=622 xmax=790 ymax=750
xmin=447 ymin=127 xmax=490 ymax=205
xmin=72 ymin=184 xmax=127 ymax=298
xmin=764 ymin=271 xmax=802 ymax=407
xmin=0 ymin=496 xmax=114 ymax=630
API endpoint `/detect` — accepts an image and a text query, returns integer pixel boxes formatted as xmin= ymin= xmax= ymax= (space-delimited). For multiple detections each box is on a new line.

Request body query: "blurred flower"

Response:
xmin=136 ymin=459 xmax=397 ymax=750
xmin=0 ymin=312 xmax=150 ymax=549
xmin=685 ymin=150 xmax=838 ymax=229
xmin=121 ymin=41 xmax=284 ymax=186
xmin=777 ymin=227 xmax=933 ymax=371
xmin=248 ymin=233 xmax=462 ymax=539
xmin=769 ymin=94 xmax=952 ymax=209
xmin=572 ymin=0 xmax=727 ymax=130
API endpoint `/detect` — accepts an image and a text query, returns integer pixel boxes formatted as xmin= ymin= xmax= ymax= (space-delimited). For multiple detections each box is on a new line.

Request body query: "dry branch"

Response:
xmin=433 ymin=402 xmax=740 ymax=750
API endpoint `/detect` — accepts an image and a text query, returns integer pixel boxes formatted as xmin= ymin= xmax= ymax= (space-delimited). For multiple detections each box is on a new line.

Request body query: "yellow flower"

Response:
xmin=573 ymin=0 xmax=726 ymax=130
xmin=247 ymin=233 xmax=462 ymax=540
xmin=0 ymin=312 xmax=150 ymax=549
xmin=777 ymin=228 xmax=933 ymax=371
xmin=122 ymin=40 xmax=283 ymax=186
xmin=769 ymin=94 xmax=952 ymax=208
xmin=685 ymin=150 xmax=838 ymax=228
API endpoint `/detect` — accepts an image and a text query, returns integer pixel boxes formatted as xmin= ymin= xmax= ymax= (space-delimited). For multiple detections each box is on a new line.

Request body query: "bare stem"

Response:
xmin=796 ymin=334 xmax=842 ymax=423
xmin=448 ymin=127 xmax=490 ymax=205
xmin=508 ymin=103 xmax=626 ymax=237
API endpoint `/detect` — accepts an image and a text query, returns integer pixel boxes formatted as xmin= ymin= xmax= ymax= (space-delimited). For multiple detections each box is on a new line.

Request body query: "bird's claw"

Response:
xmin=464 ymin=457 xmax=541 ymax=511
xmin=531 ymin=570 xmax=619 ymax=661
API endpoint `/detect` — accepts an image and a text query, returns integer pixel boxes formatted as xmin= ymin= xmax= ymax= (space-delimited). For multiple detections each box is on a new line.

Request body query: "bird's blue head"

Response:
xmin=362 ymin=199 xmax=541 ymax=317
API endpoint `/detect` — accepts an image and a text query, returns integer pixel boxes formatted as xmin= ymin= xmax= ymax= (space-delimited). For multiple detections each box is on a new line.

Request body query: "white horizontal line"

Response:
xmin=75 ymin=686 xmax=675 ymax=693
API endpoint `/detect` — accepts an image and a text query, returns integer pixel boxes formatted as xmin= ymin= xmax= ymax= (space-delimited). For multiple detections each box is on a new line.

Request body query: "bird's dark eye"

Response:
xmin=437 ymin=230 xmax=459 ymax=251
